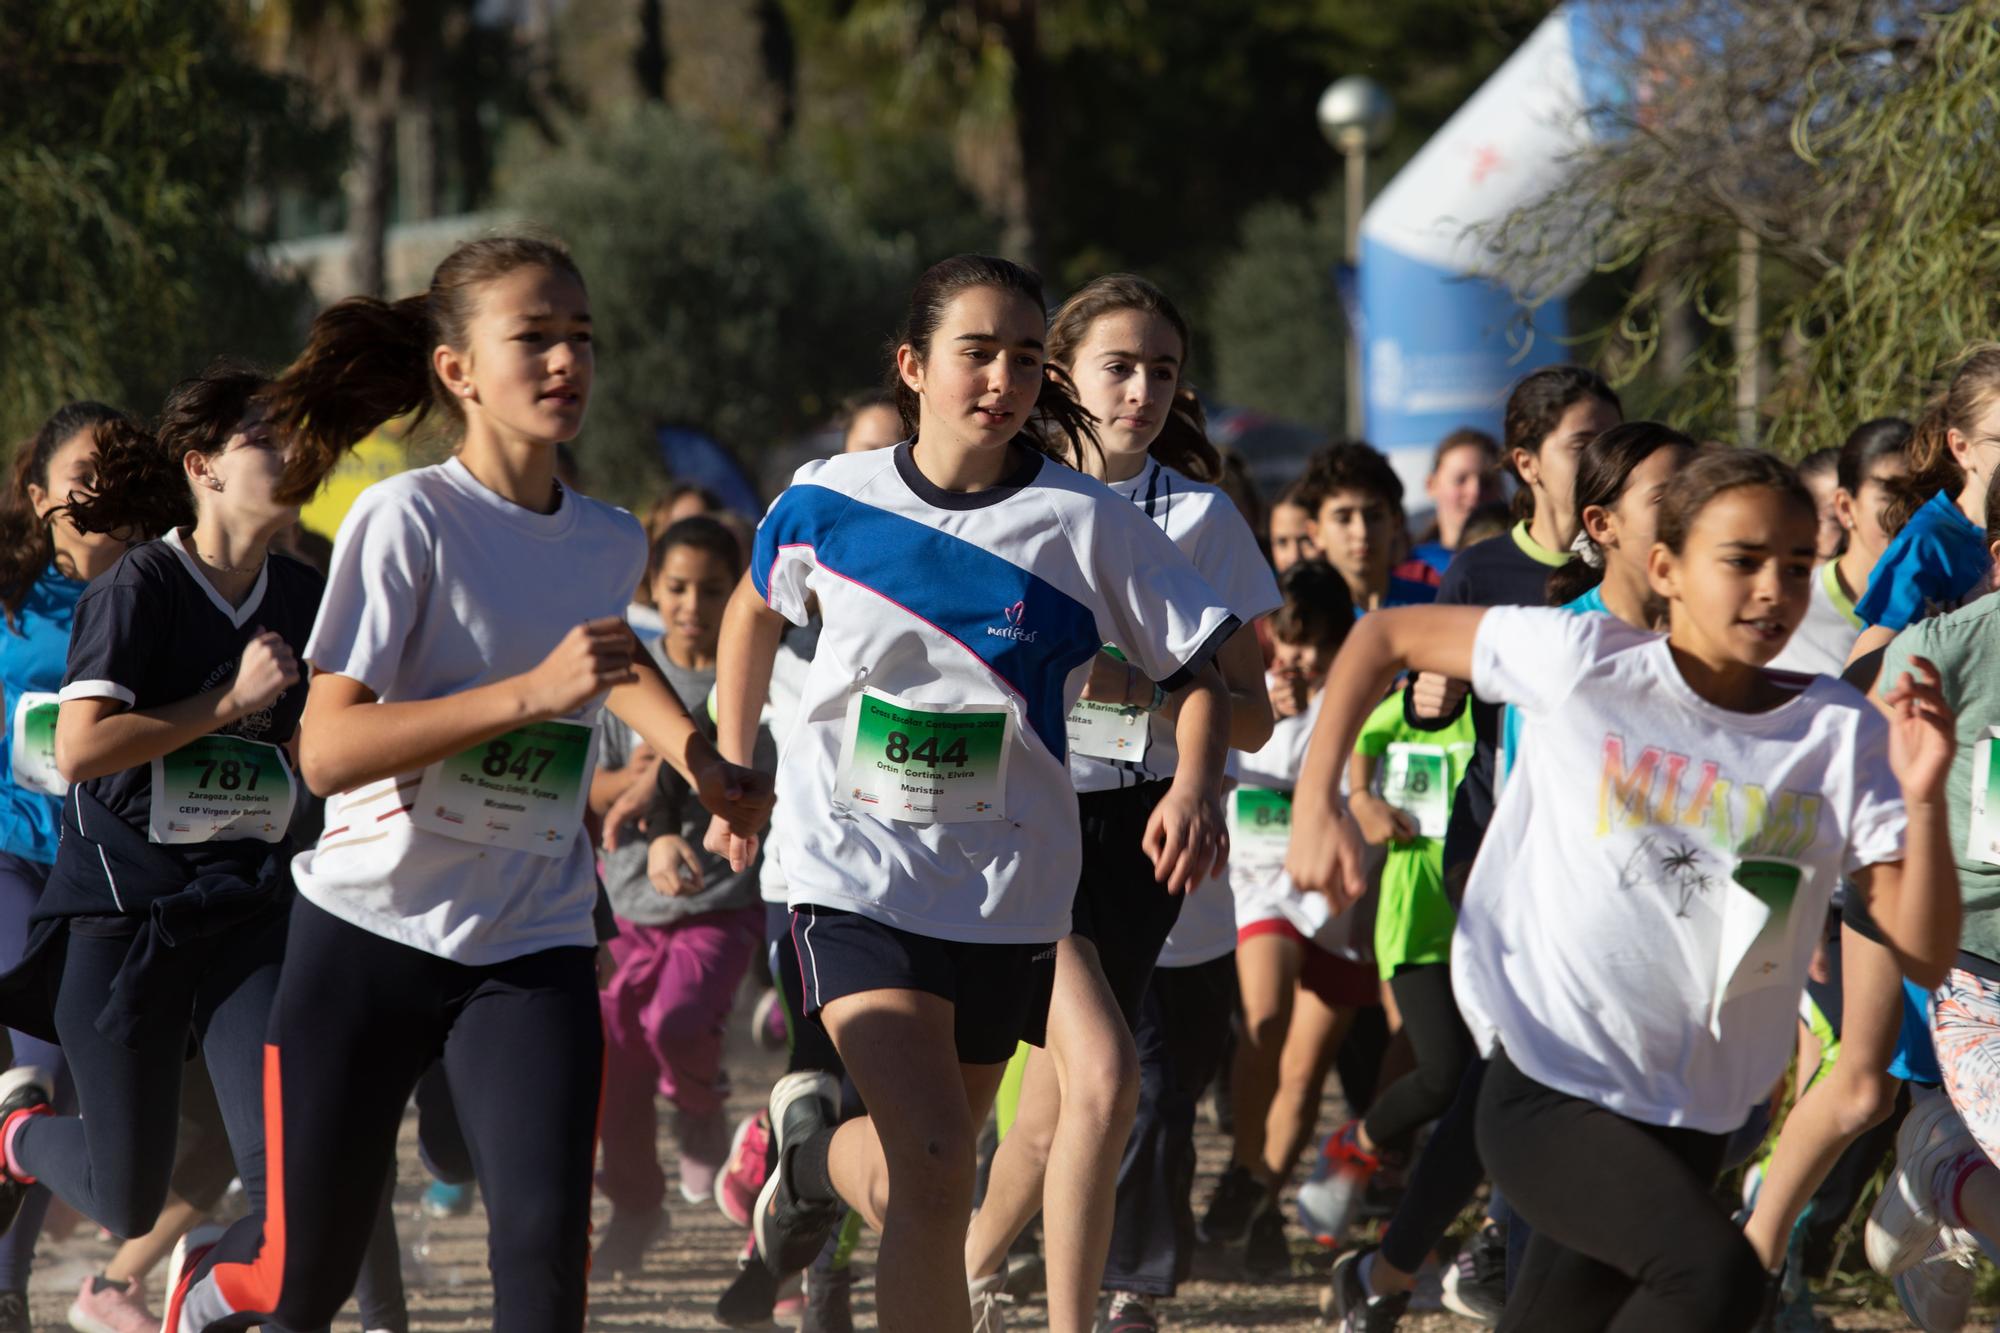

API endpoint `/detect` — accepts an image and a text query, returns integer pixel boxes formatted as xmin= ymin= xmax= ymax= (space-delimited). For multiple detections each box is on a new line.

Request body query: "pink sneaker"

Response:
xmin=69 ymin=1273 xmax=155 ymax=1333
xmin=715 ymin=1110 xmax=772 ymax=1226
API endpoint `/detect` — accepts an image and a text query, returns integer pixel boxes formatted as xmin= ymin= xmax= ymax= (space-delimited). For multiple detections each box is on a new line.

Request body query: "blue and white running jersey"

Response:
xmin=753 ymin=442 xmax=1238 ymax=944
xmin=1069 ymin=458 xmax=1281 ymax=794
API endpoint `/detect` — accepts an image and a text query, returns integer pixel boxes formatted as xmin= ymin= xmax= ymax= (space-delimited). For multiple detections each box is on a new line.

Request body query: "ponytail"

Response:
xmin=266 ymin=233 xmax=587 ymax=505
xmin=0 ymin=401 xmax=128 ymax=629
xmin=266 ymin=295 xmax=434 ymax=505
xmin=1881 ymin=345 xmax=2000 ymax=536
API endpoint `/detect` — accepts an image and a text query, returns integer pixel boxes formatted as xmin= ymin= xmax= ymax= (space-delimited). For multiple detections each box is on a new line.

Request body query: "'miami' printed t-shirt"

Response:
xmin=1455 ymin=607 xmax=1906 ymax=1132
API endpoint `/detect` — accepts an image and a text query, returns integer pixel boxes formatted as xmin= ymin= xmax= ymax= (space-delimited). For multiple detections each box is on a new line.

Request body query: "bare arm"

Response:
xmin=1287 ymin=606 xmax=1487 ymax=906
xmin=57 ymin=629 xmax=300 ymax=784
xmin=1154 ymin=624 xmax=1274 ymax=752
xmin=298 ymin=617 xmax=640 ymax=796
xmin=703 ymin=575 xmax=788 ymax=870
xmin=1144 ymin=659 xmax=1231 ymax=895
xmin=1855 ymin=656 xmax=1962 ymax=990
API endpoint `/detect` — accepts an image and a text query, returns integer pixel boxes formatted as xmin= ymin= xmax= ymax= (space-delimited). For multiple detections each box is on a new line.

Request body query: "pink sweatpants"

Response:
xmin=597 ymin=907 xmax=762 ymax=1213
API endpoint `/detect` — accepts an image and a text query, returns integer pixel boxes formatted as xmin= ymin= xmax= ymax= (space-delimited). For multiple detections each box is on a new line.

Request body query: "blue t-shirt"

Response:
xmin=1855 ymin=490 xmax=1990 ymax=631
xmin=1358 ymin=572 xmax=1440 ymax=619
xmin=1411 ymin=540 xmax=1454 ymax=578
xmin=0 ymin=565 xmax=86 ymax=866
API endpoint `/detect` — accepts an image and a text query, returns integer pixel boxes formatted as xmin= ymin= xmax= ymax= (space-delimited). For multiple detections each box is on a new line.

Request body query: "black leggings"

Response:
xmin=1361 ymin=963 xmax=1475 ymax=1157
xmin=15 ymin=907 xmax=287 ymax=1238
xmin=1477 ymin=1050 xmax=1768 ymax=1333
xmin=186 ymin=897 xmax=603 ymax=1332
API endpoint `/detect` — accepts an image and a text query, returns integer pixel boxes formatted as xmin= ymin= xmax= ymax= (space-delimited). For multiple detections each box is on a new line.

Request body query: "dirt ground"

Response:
xmin=18 ymin=1013 xmax=1969 ymax=1331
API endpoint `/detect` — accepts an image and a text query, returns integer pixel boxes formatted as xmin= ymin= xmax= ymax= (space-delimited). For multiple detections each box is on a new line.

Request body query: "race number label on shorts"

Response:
xmin=1383 ymin=742 xmax=1449 ymax=839
xmin=1968 ymin=729 xmax=2000 ymax=866
xmin=836 ymin=688 xmax=1011 ymax=824
xmin=1066 ymin=699 xmax=1150 ymax=762
xmin=412 ymin=720 xmax=595 ymax=857
xmin=1232 ymin=787 xmax=1293 ymax=844
xmin=147 ymin=735 xmax=296 ymax=844
xmin=9 ymin=692 xmax=62 ymax=796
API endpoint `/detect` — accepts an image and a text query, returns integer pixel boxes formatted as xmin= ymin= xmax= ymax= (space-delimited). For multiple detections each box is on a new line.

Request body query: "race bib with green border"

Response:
xmin=411 ymin=720 xmax=596 ymax=858
xmin=147 ymin=735 xmax=296 ymax=844
xmin=1383 ymin=742 xmax=1449 ymax=838
xmin=836 ymin=687 xmax=1011 ymax=825
xmin=9 ymin=692 xmax=62 ymax=796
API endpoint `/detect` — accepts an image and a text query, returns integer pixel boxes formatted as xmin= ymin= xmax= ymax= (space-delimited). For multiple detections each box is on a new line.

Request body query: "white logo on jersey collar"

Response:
xmin=985 ymin=599 xmax=1038 ymax=642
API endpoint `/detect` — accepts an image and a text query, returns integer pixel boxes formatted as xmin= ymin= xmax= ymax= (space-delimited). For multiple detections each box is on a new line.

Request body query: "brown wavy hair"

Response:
xmin=65 ymin=364 xmax=272 ymax=543
xmin=889 ymin=254 xmax=1099 ymax=470
xmin=1880 ymin=346 xmax=2000 ymax=536
xmin=0 ymin=401 xmax=129 ymax=630
xmin=1045 ymin=273 xmax=1220 ymax=482
xmin=265 ymin=234 xmax=586 ymax=505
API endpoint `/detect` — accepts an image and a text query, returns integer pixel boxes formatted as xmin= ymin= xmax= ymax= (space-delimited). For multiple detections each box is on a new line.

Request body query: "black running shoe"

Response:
xmin=1330 ymin=1247 xmax=1409 ymax=1333
xmin=0 ymin=1069 xmax=50 ymax=1242
xmin=1243 ymin=1204 xmax=1291 ymax=1278
xmin=715 ymin=1254 xmax=781 ymax=1328
xmin=1198 ymin=1163 xmax=1270 ymax=1246
xmin=753 ymin=1072 xmax=843 ymax=1276
xmin=1441 ymin=1220 xmax=1506 ymax=1324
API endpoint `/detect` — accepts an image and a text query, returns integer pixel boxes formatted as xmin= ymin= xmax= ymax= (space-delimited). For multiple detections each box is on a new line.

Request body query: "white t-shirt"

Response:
xmin=1768 ymin=561 xmax=1863 ymax=676
xmin=294 ymin=458 xmax=646 ymax=963
xmin=1069 ymin=460 xmax=1281 ymax=793
xmin=754 ymin=444 xmax=1236 ymax=944
xmin=1157 ymin=691 xmax=1326 ymax=969
xmin=1456 ymin=607 xmax=1907 ymax=1132
xmin=758 ymin=631 xmax=815 ymax=905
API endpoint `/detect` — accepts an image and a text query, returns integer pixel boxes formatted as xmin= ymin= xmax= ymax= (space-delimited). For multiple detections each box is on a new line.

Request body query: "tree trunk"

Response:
xmin=634 ymin=0 xmax=668 ymax=101
xmin=982 ymin=0 xmax=1044 ymax=271
xmin=346 ymin=46 xmax=402 ymax=299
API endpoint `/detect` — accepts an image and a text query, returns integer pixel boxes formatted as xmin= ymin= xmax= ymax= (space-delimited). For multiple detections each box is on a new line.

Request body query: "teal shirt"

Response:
xmin=1883 ymin=594 xmax=2000 ymax=965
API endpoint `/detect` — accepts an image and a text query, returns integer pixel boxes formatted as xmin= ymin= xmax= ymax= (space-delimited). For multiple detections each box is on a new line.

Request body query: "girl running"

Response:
xmin=0 ymin=402 xmax=130 ymax=1331
xmin=715 ymin=255 xmax=1236 ymax=1333
xmin=1292 ymin=448 xmax=1958 ymax=1332
xmin=958 ymin=272 xmax=1278 ymax=1333
xmin=1198 ymin=561 xmax=1365 ymax=1254
xmin=1859 ymin=470 xmax=2000 ymax=1324
xmin=1769 ymin=417 xmax=1910 ymax=674
xmin=0 ymin=366 xmax=318 ymax=1293
xmin=1410 ymin=429 xmax=1502 ymax=577
xmin=593 ymin=514 xmax=771 ymax=1271
xmin=1326 ymin=422 xmax=1697 ymax=1329
xmin=165 ymin=234 xmax=771 ymax=1333
xmin=1849 ymin=348 xmax=2000 ymax=663
xmin=1744 ymin=396 xmax=1988 ymax=1297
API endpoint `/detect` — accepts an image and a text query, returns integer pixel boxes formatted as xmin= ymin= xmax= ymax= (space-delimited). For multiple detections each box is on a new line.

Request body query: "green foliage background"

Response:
xmin=0 ymin=0 xmax=330 ymax=444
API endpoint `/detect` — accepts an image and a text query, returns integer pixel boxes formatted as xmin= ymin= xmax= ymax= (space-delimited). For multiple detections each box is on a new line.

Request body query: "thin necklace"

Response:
xmin=192 ymin=543 xmax=264 ymax=574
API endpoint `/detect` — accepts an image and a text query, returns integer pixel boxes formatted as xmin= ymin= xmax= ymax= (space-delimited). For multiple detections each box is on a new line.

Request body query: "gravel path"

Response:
xmin=18 ymin=1008 xmax=1961 ymax=1331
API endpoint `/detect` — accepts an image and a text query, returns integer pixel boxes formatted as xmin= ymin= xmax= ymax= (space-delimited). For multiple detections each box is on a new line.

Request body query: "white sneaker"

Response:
xmin=1867 ymin=1090 xmax=1979 ymax=1276
xmin=1892 ymin=1229 xmax=1977 ymax=1332
xmin=969 ymin=1268 xmax=1010 ymax=1333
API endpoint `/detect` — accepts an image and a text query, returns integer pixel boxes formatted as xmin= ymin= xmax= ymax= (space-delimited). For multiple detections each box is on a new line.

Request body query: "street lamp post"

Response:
xmin=1317 ymin=76 xmax=1394 ymax=439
